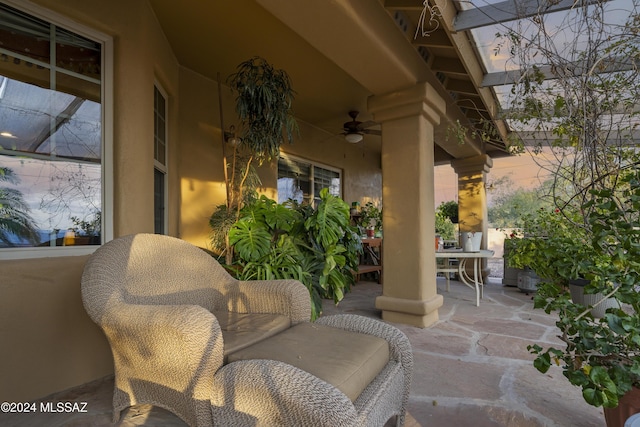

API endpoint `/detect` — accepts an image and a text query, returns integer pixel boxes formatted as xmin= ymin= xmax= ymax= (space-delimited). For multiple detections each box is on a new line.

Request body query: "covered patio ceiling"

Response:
xmin=149 ymin=0 xmax=513 ymax=164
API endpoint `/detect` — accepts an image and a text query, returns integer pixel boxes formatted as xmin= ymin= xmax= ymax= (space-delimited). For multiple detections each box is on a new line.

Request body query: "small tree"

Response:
xmin=228 ymin=57 xmax=298 ymax=164
xmin=488 ymin=181 xmax=551 ymax=228
xmin=499 ymin=2 xmax=640 ymax=221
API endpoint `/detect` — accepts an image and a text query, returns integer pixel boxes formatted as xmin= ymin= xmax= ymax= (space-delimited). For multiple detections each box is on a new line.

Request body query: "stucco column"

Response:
xmin=452 ymin=155 xmax=493 ymax=274
xmin=369 ymin=83 xmax=445 ymax=328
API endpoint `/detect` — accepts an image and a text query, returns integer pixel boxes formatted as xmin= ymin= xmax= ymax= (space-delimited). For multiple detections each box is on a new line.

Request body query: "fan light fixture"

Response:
xmin=342 ymin=111 xmax=380 ymax=143
xmin=225 ymin=125 xmax=241 ymax=146
xmin=345 ymin=132 xmax=363 ymax=143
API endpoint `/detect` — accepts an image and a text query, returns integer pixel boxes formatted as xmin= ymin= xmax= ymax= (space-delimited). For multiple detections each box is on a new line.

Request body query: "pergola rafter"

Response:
xmin=452 ymin=0 xmax=606 ymax=32
xmin=482 ymin=55 xmax=640 ymax=88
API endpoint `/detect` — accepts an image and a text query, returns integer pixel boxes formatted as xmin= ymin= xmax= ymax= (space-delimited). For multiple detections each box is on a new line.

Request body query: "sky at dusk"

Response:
xmin=434 ymin=150 xmax=555 ymax=207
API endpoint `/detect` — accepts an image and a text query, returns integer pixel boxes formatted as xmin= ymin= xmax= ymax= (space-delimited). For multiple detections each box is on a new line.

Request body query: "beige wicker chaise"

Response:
xmin=81 ymin=233 xmax=413 ymax=426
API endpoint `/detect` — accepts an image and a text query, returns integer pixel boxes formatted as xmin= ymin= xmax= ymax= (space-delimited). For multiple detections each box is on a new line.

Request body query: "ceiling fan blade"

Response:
xmin=359 ymin=120 xmax=379 ymax=129
xmin=363 ymin=129 xmax=381 ymax=136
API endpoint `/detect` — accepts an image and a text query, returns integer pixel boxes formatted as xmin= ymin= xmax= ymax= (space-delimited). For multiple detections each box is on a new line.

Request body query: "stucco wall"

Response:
xmin=177 ymin=67 xmax=230 ymax=247
xmin=0 ymin=0 xmax=180 ymax=402
xmin=0 ymin=255 xmax=112 ymax=402
xmin=177 ymin=67 xmax=383 ymax=249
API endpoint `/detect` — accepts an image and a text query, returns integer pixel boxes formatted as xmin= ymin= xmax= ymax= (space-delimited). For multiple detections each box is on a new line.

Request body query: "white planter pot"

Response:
xmin=461 ymin=232 xmax=482 ymax=252
xmin=569 ymin=279 xmax=619 ymax=318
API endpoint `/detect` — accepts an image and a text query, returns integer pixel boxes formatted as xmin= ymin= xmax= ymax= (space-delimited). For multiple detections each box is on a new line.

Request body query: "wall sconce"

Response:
xmin=224 ymin=125 xmax=241 ymax=146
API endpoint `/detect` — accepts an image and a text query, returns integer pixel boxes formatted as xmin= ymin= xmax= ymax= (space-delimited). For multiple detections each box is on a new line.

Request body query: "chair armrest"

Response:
xmin=219 ymin=279 xmax=311 ymax=323
xmin=102 ymin=303 xmax=225 ymax=396
xmin=212 ymin=359 xmax=358 ymax=427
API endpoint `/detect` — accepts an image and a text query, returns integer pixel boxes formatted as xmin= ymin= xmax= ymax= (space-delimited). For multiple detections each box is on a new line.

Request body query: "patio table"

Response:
xmin=435 ymin=249 xmax=494 ymax=306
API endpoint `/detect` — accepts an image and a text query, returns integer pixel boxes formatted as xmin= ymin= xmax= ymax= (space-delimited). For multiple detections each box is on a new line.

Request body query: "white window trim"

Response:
xmin=0 ymin=1 xmax=113 ymax=260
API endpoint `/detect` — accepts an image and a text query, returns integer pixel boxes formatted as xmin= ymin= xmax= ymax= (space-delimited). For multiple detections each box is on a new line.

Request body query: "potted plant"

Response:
xmin=529 ymin=175 xmax=640 ymax=425
xmin=358 ymin=202 xmax=382 ymax=238
xmin=70 ymin=211 xmax=102 ymax=245
xmin=435 ymin=209 xmax=456 ymax=250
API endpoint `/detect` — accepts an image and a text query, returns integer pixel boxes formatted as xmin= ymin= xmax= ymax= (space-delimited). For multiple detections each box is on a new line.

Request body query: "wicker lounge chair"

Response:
xmin=81 ymin=233 xmax=413 ymax=426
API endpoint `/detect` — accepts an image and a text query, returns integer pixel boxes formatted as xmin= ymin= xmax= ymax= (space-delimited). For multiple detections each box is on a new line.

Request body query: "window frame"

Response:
xmin=0 ymin=0 xmax=113 ymax=260
xmin=153 ymin=83 xmax=168 ymax=235
xmin=277 ymin=153 xmax=342 ymax=207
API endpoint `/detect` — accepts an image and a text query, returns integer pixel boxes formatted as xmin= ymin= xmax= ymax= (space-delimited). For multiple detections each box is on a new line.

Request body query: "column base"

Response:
xmin=375 ymin=294 xmax=443 ymax=328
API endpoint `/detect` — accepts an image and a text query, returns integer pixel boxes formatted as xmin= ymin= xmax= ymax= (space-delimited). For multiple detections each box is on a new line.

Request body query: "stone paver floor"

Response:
xmin=0 ymin=277 xmax=606 ymax=426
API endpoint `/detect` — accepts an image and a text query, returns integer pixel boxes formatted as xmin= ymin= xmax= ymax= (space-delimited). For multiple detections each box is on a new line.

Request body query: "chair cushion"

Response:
xmin=226 ymin=322 xmax=390 ymax=402
xmin=214 ymin=311 xmax=291 ymax=358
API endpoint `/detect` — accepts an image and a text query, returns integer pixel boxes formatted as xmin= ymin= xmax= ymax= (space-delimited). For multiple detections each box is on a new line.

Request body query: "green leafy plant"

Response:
xmin=208 ymin=159 xmax=260 ymax=259
xmin=529 ymin=171 xmax=640 ymax=408
xmin=497 ymin=2 xmax=640 ymax=414
xmin=357 ymin=202 xmax=382 ymax=233
xmin=228 ymin=189 xmax=361 ymax=320
xmin=437 ymin=200 xmax=458 ymax=223
xmin=227 ymin=56 xmax=298 ymax=164
xmin=505 ymin=207 xmax=597 ymax=284
xmin=212 ymin=56 xmax=298 ymax=262
xmin=70 ymin=210 xmax=101 ymax=237
xmin=435 ymin=210 xmax=455 ymax=240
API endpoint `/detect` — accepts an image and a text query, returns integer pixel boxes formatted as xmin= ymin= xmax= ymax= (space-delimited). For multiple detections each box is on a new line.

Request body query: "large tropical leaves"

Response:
xmin=228 ymin=189 xmax=359 ymax=319
xmin=228 ymin=220 xmax=271 ymax=262
xmin=304 ymin=188 xmax=349 ymax=248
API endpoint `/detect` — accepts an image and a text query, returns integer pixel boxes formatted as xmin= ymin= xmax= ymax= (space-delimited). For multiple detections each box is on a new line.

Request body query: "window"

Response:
xmin=153 ymin=168 xmax=165 ymax=234
xmin=0 ymin=2 xmax=111 ymax=255
xmin=277 ymin=155 xmax=341 ymax=206
xmin=153 ymin=84 xmax=167 ymax=234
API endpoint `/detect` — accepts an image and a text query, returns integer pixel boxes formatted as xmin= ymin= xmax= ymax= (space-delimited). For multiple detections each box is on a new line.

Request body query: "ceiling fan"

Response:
xmin=342 ymin=111 xmax=381 ymax=143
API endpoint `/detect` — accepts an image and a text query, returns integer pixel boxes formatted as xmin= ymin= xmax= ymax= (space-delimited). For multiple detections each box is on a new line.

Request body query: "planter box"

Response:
xmin=503 ymin=265 xmax=522 ymax=287
xmin=502 ymin=242 xmax=522 ymax=287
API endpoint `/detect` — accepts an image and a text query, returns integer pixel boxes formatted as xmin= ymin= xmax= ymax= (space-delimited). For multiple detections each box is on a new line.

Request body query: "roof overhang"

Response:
xmin=149 ymin=0 xmax=515 ymax=162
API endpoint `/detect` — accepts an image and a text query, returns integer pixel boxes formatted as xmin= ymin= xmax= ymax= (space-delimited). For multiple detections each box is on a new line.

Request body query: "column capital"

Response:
xmin=451 ymin=154 xmax=493 ymax=176
xmin=368 ymin=82 xmax=446 ymax=125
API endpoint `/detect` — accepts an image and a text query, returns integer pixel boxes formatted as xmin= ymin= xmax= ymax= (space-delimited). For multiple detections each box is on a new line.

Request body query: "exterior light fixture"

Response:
xmin=345 ymin=132 xmax=363 ymax=143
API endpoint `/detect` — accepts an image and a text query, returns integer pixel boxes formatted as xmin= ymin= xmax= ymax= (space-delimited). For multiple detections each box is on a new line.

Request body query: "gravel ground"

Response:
xmin=487 ymin=257 xmax=504 ymax=279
